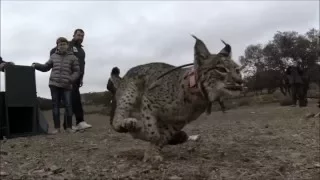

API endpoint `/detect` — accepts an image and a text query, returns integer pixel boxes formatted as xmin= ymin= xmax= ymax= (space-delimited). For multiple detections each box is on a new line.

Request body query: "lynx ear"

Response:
xmin=191 ymin=34 xmax=210 ymax=69
xmin=218 ymin=39 xmax=231 ymax=58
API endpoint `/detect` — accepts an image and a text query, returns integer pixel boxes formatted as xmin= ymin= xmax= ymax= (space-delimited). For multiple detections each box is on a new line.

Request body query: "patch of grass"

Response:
xmin=237 ymin=98 xmax=252 ymax=106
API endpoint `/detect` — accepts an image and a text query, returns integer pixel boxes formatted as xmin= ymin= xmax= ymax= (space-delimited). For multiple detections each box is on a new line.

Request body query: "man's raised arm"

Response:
xmin=50 ymin=47 xmax=57 ymax=56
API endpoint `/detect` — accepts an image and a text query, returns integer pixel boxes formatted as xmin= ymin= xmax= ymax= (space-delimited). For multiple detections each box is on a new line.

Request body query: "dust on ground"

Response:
xmin=0 ymin=102 xmax=319 ymax=180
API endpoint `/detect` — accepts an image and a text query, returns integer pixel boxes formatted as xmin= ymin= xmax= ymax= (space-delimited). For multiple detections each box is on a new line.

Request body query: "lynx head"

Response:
xmin=191 ymin=35 xmax=244 ymax=102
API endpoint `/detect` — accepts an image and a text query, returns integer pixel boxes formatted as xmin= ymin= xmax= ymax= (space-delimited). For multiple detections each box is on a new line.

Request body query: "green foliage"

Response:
xmin=81 ymin=91 xmax=113 ymax=106
xmin=240 ymin=28 xmax=319 ymax=93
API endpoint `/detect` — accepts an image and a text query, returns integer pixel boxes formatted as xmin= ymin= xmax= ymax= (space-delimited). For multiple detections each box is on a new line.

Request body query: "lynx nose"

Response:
xmin=235 ymin=78 xmax=244 ymax=85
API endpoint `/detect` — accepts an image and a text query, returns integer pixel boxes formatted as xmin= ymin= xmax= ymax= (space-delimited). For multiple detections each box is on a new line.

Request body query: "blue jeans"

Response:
xmin=62 ymin=85 xmax=85 ymax=129
xmin=49 ymin=85 xmax=72 ymax=129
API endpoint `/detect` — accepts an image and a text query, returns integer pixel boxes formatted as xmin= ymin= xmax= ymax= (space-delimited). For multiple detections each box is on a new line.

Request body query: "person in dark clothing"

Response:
xmin=0 ymin=56 xmax=15 ymax=72
xmin=107 ymin=67 xmax=120 ymax=95
xmin=301 ymin=73 xmax=310 ymax=106
xmin=107 ymin=67 xmax=120 ymax=125
xmin=286 ymin=64 xmax=307 ymax=107
xmin=0 ymin=56 xmax=4 ymax=66
xmin=50 ymin=29 xmax=92 ymax=130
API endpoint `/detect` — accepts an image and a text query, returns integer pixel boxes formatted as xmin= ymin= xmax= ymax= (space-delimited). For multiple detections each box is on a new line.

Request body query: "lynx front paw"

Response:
xmin=121 ymin=118 xmax=141 ymax=132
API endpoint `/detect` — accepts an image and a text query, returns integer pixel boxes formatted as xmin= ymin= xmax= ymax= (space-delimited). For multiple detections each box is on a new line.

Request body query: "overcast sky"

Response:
xmin=0 ymin=1 xmax=319 ymax=98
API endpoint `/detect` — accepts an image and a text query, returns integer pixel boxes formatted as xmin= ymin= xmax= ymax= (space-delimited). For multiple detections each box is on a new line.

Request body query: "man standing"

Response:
xmin=285 ymin=62 xmax=306 ymax=107
xmin=106 ymin=67 xmax=120 ymax=95
xmin=106 ymin=67 xmax=120 ymax=125
xmin=50 ymin=29 xmax=92 ymax=130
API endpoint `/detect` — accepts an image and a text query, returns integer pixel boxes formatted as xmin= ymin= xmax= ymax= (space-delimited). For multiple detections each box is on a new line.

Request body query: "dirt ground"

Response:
xmin=1 ymin=102 xmax=319 ymax=180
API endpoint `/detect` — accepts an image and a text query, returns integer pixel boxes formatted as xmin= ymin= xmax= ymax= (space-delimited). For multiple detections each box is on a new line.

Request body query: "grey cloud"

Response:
xmin=1 ymin=1 xmax=318 ymax=98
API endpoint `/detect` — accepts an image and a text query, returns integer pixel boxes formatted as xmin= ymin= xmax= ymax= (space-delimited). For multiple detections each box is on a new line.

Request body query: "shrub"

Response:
xmin=279 ymin=97 xmax=293 ymax=106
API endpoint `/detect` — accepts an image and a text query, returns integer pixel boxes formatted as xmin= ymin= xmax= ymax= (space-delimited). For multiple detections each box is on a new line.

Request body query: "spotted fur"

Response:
xmin=110 ymin=35 xmax=244 ymax=162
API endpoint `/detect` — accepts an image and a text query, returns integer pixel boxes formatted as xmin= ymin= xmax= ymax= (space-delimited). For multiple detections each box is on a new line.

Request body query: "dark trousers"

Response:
xmin=63 ymin=85 xmax=84 ymax=129
xmin=302 ymin=84 xmax=309 ymax=106
xmin=291 ymin=83 xmax=305 ymax=106
xmin=50 ymin=86 xmax=72 ymax=129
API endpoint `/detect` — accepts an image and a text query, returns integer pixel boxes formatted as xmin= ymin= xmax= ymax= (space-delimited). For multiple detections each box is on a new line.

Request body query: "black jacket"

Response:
xmin=0 ymin=56 xmax=6 ymax=72
xmin=107 ymin=79 xmax=116 ymax=95
xmin=0 ymin=56 xmax=4 ymax=64
xmin=50 ymin=40 xmax=85 ymax=85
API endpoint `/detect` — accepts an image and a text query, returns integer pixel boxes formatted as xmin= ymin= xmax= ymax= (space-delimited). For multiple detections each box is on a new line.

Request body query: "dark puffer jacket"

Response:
xmin=50 ymin=40 xmax=85 ymax=86
xmin=34 ymin=51 xmax=80 ymax=90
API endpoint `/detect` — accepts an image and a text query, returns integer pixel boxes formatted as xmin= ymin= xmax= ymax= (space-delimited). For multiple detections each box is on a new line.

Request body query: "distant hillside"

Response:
xmin=37 ymin=87 xmax=319 ymax=112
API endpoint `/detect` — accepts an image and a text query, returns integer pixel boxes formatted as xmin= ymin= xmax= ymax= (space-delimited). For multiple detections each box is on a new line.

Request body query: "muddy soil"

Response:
xmin=0 ymin=103 xmax=319 ymax=180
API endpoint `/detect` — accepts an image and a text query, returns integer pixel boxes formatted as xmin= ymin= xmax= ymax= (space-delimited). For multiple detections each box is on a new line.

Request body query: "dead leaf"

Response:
xmin=0 ymin=171 xmax=8 ymax=176
xmin=52 ymin=167 xmax=65 ymax=174
xmin=305 ymin=113 xmax=315 ymax=119
xmin=33 ymin=169 xmax=45 ymax=174
xmin=314 ymin=163 xmax=320 ymax=168
xmin=169 ymin=175 xmax=182 ymax=180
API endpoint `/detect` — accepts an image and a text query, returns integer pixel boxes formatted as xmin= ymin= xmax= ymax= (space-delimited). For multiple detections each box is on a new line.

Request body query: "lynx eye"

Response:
xmin=216 ymin=67 xmax=228 ymax=73
xmin=235 ymin=68 xmax=240 ymax=74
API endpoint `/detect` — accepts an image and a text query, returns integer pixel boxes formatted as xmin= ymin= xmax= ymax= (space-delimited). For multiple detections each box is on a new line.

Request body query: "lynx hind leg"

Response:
xmin=112 ymin=82 xmax=142 ymax=133
xmin=142 ymin=123 xmax=189 ymax=162
xmin=159 ymin=123 xmax=201 ymax=145
xmin=168 ymin=131 xmax=189 ymax=145
xmin=158 ymin=123 xmax=188 ymax=145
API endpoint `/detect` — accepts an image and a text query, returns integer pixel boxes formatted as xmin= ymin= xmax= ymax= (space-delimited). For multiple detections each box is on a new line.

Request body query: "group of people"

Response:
xmin=1 ymin=28 xmax=92 ymax=134
xmin=285 ymin=61 xmax=309 ymax=107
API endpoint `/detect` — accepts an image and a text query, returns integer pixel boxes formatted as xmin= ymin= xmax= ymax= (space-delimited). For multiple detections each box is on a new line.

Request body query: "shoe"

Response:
xmin=65 ymin=128 xmax=76 ymax=133
xmin=49 ymin=128 xmax=60 ymax=135
xmin=76 ymin=122 xmax=92 ymax=130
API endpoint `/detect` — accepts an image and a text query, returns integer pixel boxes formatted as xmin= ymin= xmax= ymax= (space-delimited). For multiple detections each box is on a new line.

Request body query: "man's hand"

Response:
xmin=79 ymin=80 xmax=83 ymax=87
xmin=1 ymin=62 xmax=15 ymax=70
xmin=5 ymin=62 xmax=15 ymax=67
